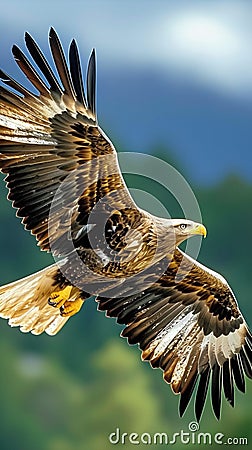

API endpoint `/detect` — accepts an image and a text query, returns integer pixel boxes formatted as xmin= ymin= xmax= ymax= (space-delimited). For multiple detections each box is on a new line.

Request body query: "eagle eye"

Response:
xmin=179 ymin=224 xmax=187 ymax=230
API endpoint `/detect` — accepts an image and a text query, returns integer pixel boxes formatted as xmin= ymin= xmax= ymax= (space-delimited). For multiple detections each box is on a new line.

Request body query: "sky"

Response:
xmin=1 ymin=0 xmax=252 ymax=96
xmin=0 ymin=0 xmax=252 ymax=184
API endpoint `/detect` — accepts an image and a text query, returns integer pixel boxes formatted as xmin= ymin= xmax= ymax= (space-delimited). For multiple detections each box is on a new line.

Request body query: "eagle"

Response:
xmin=0 ymin=28 xmax=251 ymax=422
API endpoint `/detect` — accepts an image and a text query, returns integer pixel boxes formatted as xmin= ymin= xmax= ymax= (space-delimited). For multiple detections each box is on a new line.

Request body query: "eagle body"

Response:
xmin=0 ymin=28 xmax=251 ymax=421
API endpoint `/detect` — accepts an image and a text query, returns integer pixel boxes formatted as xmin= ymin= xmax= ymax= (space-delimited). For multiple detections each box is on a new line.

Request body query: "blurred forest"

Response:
xmin=0 ymin=147 xmax=252 ymax=450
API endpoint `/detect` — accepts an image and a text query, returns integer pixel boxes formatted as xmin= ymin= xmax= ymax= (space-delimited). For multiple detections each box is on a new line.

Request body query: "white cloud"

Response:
xmin=156 ymin=4 xmax=252 ymax=96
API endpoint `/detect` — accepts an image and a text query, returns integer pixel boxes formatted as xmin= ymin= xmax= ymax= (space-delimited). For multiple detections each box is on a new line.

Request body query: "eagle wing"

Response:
xmin=97 ymin=248 xmax=252 ymax=420
xmin=0 ymin=28 xmax=138 ymax=256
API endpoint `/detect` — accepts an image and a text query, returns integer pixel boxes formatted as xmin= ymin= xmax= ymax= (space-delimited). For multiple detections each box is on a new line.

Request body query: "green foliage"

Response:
xmin=0 ymin=154 xmax=252 ymax=448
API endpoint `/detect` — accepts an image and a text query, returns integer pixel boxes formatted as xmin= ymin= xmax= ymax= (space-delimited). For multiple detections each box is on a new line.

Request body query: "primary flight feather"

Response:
xmin=0 ymin=28 xmax=251 ymax=421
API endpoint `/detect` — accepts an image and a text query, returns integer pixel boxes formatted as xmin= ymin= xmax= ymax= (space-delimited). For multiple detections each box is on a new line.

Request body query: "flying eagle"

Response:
xmin=0 ymin=28 xmax=251 ymax=421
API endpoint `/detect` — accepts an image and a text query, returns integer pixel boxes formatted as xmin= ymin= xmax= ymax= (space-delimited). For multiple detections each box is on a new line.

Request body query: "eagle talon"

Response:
xmin=48 ymin=297 xmax=58 ymax=307
xmin=48 ymin=286 xmax=83 ymax=318
xmin=60 ymin=298 xmax=84 ymax=318
xmin=48 ymin=286 xmax=72 ymax=309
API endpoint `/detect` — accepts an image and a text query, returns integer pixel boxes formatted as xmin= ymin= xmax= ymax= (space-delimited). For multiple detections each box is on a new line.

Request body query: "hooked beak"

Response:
xmin=193 ymin=223 xmax=207 ymax=238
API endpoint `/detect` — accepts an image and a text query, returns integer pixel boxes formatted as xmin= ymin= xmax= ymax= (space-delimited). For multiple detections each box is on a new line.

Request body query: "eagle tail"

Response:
xmin=0 ymin=264 xmax=74 ymax=335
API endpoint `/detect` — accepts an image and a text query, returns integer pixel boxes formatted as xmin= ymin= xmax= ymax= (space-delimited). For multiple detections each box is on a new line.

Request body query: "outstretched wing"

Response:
xmin=97 ymin=248 xmax=252 ymax=420
xmin=0 ymin=28 xmax=138 ymax=256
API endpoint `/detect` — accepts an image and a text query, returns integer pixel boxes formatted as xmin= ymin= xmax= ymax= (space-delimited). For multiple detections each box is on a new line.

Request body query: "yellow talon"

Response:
xmin=48 ymin=286 xmax=84 ymax=318
xmin=48 ymin=285 xmax=73 ymax=309
xmin=60 ymin=298 xmax=84 ymax=317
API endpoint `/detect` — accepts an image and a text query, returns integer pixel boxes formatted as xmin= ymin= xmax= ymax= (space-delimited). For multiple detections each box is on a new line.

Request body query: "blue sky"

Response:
xmin=0 ymin=0 xmax=252 ymax=184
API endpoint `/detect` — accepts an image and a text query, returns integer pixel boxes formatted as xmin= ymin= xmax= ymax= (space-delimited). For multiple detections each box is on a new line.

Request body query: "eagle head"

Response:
xmin=170 ymin=219 xmax=207 ymax=245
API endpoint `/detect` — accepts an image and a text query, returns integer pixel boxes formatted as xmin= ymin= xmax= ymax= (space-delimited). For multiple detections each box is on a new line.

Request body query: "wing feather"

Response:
xmin=12 ymin=44 xmax=50 ymax=96
xmin=179 ymin=370 xmax=199 ymax=417
xmin=25 ymin=31 xmax=63 ymax=96
xmin=86 ymin=49 xmax=96 ymax=115
xmin=97 ymin=248 xmax=252 ymax=419
xmin=195 ymin=367 xmax=211 ymax=422
xmin=0 ymin=68 xmax=39 ymax=100
xmin=211 ymin=364 xmax=222 ymax=419
xmin=223 ymin=359 xmax=234 ymax=406
xmin=69 ymin=39 xmax=87 ymax=107
xmin=0 ymin=29 xmax=138 ymax=255
xmin=49 ymin=27 xmax=76 ymax=102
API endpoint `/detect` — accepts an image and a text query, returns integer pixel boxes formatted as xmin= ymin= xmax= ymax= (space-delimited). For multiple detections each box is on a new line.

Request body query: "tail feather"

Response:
xmin=0 ymin=264 xmax=71 ymax=335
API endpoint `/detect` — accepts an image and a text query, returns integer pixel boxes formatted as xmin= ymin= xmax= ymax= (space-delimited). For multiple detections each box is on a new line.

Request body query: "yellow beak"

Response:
xmin=193 ymin=223 xmax=207 ymax=238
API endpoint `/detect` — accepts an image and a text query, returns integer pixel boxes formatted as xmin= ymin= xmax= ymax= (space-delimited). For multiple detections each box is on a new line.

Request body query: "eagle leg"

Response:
xmin=48 ymin=286 xmax=73 ymax=308
xmin=60 ymin=298 xmax=84 ymax=317
xmin=48 ymin=286 xmax=84 ymax=317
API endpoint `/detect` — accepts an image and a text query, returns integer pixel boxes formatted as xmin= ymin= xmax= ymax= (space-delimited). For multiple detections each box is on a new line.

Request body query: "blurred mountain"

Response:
xmin=98 ymin=68 xmax=252 ymax=185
